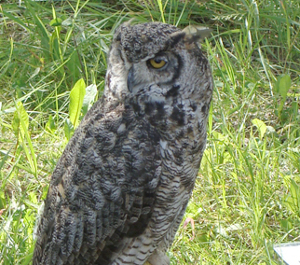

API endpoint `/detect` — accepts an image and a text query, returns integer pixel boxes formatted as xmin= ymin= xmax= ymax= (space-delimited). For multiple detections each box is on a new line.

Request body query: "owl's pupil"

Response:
xmin=154 ymin=58 xmax=162 ymax=64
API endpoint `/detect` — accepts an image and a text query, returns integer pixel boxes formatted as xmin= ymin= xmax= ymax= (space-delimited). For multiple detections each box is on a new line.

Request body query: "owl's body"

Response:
xmin=33 ymin=22 xmax=213 ymax=265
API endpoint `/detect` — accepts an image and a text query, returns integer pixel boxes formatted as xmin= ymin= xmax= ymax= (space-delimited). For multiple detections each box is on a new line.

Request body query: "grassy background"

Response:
xmin=0 ymin=0 xmax=299 ymax=264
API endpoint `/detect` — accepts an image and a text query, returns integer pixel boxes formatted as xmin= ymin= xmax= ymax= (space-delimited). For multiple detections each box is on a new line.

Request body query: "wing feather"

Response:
xmin=33 ymin=102 xmax=161 ymax=265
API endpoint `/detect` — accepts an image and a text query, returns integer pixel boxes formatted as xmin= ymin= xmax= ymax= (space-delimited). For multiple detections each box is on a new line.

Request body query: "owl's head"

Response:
xmin=104 ymin=22 xmax=213 ymax=132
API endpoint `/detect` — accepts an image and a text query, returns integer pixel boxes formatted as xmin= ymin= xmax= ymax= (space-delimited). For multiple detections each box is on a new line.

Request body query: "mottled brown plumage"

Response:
xmin=33 ymin=22 xmax=213 ymax=265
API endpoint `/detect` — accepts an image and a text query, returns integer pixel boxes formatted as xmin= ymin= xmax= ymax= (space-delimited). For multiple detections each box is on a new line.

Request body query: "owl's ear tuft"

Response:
xmin=182 ymin=26 xmax=212 ymax=43
xmin=169 ymin=26 xmax=211 ymax=47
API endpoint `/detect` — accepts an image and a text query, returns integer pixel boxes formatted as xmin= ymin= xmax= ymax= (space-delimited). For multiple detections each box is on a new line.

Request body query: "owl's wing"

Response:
xmin=33 ymin=102 xmax=161 ymax=265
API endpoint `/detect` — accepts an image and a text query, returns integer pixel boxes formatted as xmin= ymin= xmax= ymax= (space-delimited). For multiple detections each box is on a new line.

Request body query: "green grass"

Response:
xmin=0 ymin=0 xmax=299 ymax=264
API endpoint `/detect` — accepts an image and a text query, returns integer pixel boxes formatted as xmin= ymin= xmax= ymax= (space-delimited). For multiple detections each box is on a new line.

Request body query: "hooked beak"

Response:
xmin=127 ymin=66 xmax=134 ymax=93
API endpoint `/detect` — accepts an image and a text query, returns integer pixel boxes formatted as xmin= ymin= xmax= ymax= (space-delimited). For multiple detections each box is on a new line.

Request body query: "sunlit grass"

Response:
xmin=0 ymin=0 xmax=299 ymax=264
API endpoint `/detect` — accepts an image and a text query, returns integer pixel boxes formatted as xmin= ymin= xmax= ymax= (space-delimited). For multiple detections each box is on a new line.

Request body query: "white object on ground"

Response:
xmin=274 ymin=242 xmax=300 ymax=265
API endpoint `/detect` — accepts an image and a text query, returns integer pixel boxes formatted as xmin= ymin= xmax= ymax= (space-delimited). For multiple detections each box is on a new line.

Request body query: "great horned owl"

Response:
xmin=33 ymin=22 xmax=213 ymax=265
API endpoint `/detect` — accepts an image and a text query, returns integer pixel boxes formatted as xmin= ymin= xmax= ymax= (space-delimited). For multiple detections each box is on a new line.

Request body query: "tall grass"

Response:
xmin=0 ymin=0 xmax=299 ymax=264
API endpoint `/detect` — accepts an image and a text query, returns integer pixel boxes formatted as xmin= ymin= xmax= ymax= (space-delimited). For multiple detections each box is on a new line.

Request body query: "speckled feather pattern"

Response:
xmin=33 ymin=22 xmax=213 ymax=265
xmin=115 ymin=23 xmax=180 ymax=63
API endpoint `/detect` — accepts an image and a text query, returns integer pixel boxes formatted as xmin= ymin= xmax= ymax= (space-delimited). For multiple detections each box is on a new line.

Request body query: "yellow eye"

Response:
xmin=149 ymin=58 xmax=166 ymax=69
